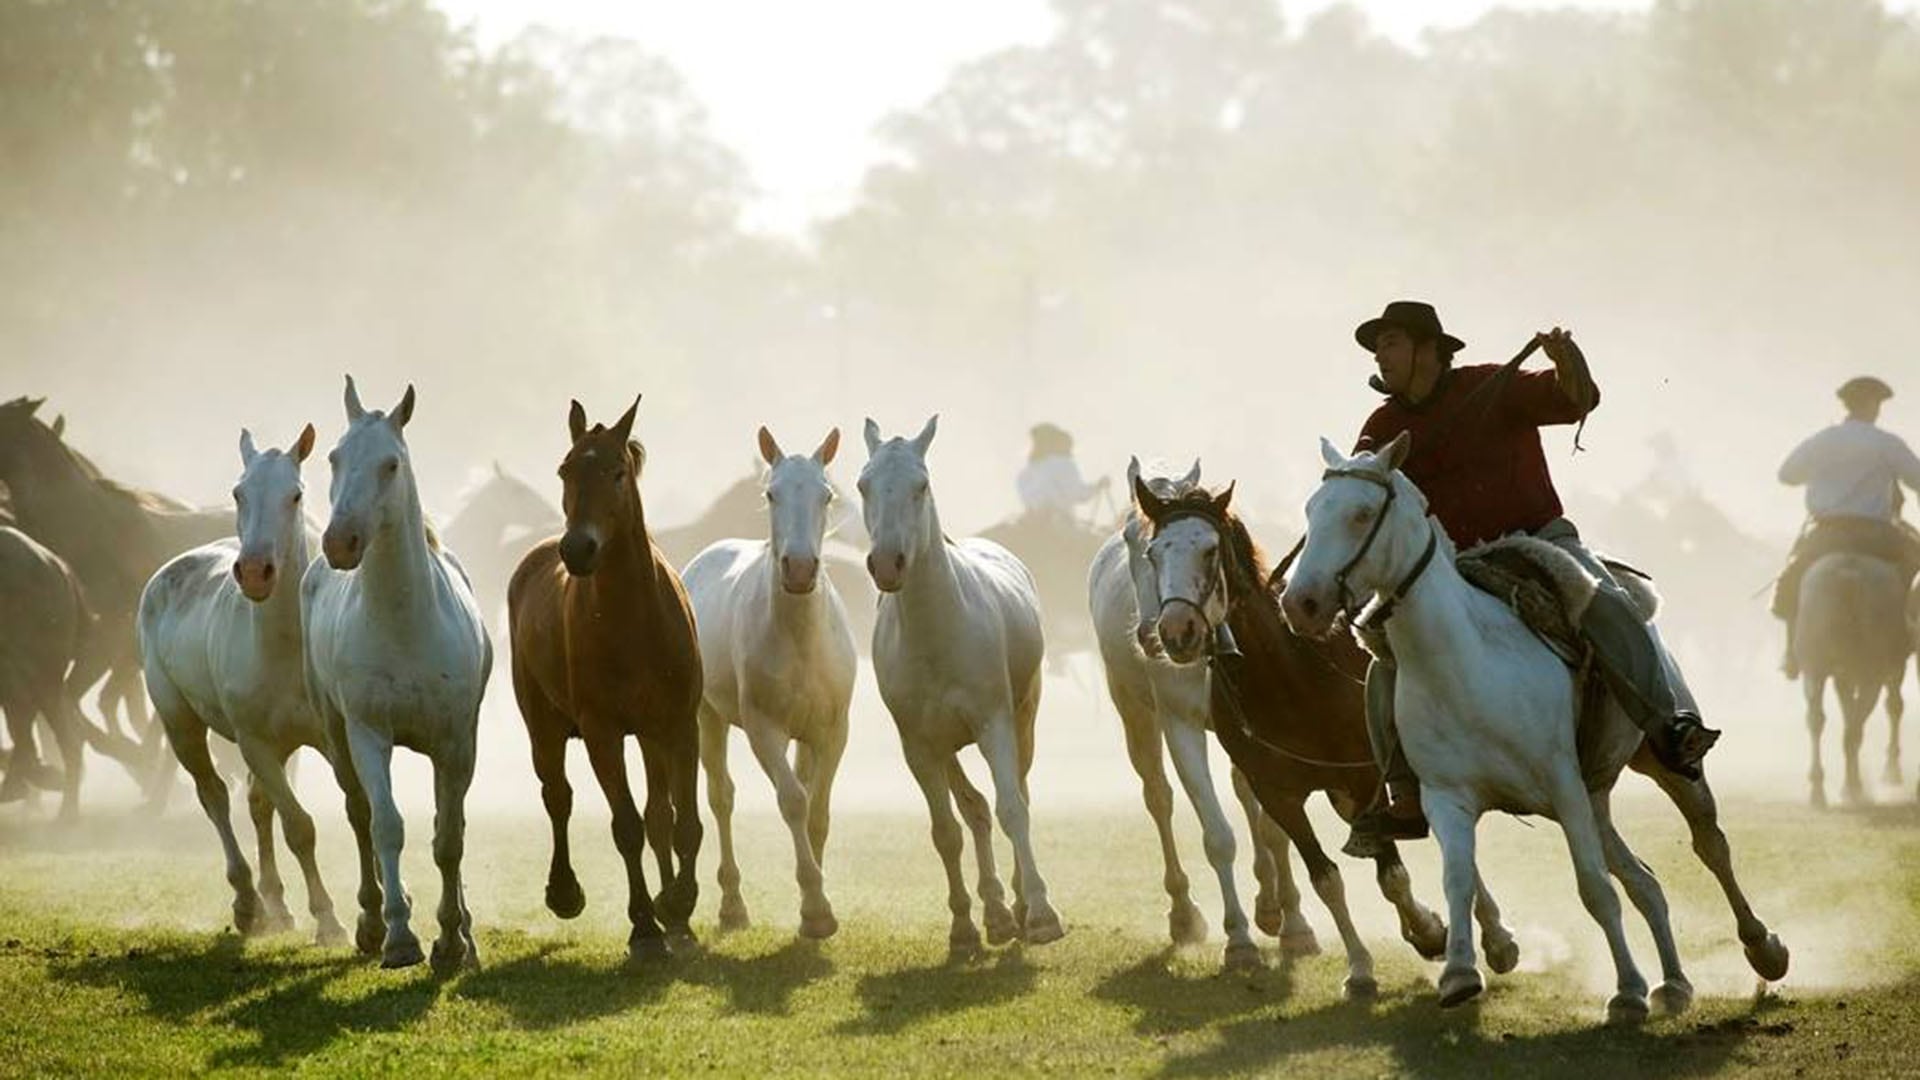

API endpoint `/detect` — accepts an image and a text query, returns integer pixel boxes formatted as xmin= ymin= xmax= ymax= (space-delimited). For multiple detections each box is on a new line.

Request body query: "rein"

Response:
xmin=1143 ymin=504 xmax=1375 ymax=770
xmin=1317 ymin=468 xmax=1439 ymax=630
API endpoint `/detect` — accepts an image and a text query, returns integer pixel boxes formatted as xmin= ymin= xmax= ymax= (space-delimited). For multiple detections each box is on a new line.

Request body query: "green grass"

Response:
xmin=2 ymin=789 xmax=1918 ymax=1077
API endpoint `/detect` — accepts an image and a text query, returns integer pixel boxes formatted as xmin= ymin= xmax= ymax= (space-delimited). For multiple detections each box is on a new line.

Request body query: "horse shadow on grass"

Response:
xmin=1091 ymin=946 xmax=1305 ymax=1037
xmin=837 ymin=946 xmax=1039 ymax=1036
xmin=453 ymin=937 xmax=677 ymax=1030
xmin=1149 ymin=978 xmax=1779 ymax=1080
xmin=678 ymin=936 xmax=836 ymax=1017
xmin=48 ymin=932 xmax=437 ymax=1069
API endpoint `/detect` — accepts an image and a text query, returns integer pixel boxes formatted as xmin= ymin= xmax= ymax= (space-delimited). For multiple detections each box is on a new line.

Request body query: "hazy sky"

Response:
xmin=438 ymin=0 xmax=1920 ymax=235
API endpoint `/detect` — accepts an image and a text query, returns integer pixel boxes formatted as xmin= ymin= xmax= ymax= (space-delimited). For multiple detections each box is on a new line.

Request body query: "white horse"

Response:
xmin=302 ymin=377 xmax=492 ymax=974
xmin=684 ymin=426 xmax=856 ymax=940
xmin=140 ymin=424 xmax=365 ymax=945
xmin=860 ymin=416 xmax=1064 ymax=951
xmin=1795 ymin=553 xmax=1909 ymax=807
xmin=1284 ymin=435 xmax=1787 ymax=1021
xmin=1089 ymin=456 xmax=1312 ymax=971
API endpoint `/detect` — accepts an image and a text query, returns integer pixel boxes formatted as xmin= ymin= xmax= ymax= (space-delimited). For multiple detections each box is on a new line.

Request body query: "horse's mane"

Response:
xmin=1135 ymin=489 xmax=1273 ymax=595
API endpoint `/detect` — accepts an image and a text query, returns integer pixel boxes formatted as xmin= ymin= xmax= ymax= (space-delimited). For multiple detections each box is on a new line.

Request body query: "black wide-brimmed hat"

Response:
xmin=1837 ymin=376 xmax=1894 ymax=405
xmin=1354 ymin=300 xmax=1466 ymax=356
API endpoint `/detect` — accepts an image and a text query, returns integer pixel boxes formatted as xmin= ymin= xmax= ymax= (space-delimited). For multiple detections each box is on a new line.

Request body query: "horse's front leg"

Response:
xmin=1232 ymin=767 xmax=1313 ymax=953
xmin=1423 ymin=792 xmax=1484 ymax=1007
xmin=978 ymin=717 xmax=1064 ymax=944
xmin=1265 ymin=793 xmax=1374 ymax=999
xmin=583 ymin=727 xmax=668 ymax=962
xmin=1549 ymin=771 xmax=1649 ymax=1024
xmin=1162 ymin=716 xmax=1258 ymax=970
xmin=342 ymin=720 xmax=420 ymax=968
xmin=1369 ymin=845 xmax=1446 ymax=961
xmin=1804 ymin=673 xmax=1828 ymax=808
xmin=1883 ymin=681 xmax=1904 ymax=787
xmin=429 ymin=743 xmax=478 ymax=975
xmin=745 ymin=718 xmax=834 ymax=939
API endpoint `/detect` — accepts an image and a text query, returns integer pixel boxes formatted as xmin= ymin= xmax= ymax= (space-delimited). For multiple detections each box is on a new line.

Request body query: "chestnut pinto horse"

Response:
xmin=1131 ymin=477 xmax=1519 ymax=998
xmin=508 ymin=396 xmax=704 ymax=962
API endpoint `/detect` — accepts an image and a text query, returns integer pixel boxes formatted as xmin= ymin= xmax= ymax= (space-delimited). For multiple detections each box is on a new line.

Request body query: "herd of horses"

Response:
xmin=9 ymin=377 xmax=1918 ymax=1021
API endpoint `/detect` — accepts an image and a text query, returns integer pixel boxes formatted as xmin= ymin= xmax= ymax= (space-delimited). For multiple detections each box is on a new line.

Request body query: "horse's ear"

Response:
xmin=344 ymin=375 xmax=366 ymax=422
xmin=911 ymin=414 xmax=939 ymax=456
xmin=1319 ymin=436 xmax=1345 ymax=470
xmin=23 ymin=397 xmax=44 ymax=416
xmin=1132 ymin=472 xmax=1165 ymax=521
xmin=51 ymin=414 xmax=65 ymax=438
xmin=1211 ymin=481 xmax=1236 ymax=516
xmin=757 ymin=425 xmax=783 ymax=466
xmin=1126 ymin=455 xmax=1142 ymax=489
xmin=1182 ymin=458 xmax=1202 ymax=488
xmin=611 ymin=394 xmax=641 ymax=442
xmin=390 ymin=385 xmax=416 ymax=430
xmin=239 ymin=428 xmax=259 ymax=466
xmin=492 ymin=459 xmax=505 ymax=477
xmin=863 ymin=418 xmax=882 ymax=454
xmin=293 ymin=423 xmax=317 ymax=463
xmin=568 ymin=400 xmax=588 ymax=443
xmin=815 ymin=427 xmax=840 ymax=466
xmin=1381 ymin=431 xmax=1412 ymax=472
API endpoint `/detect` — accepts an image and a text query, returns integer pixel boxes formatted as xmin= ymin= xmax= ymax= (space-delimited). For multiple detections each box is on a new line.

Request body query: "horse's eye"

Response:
xmin=290 ymin=492 xmax=301 ymax=505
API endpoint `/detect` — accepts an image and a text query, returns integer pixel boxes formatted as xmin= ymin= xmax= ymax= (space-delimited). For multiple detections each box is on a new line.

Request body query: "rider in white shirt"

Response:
xmin=1016 ymin=423 xmax=1107 ymax=518
xmin=1773 ymin=376 xmax=1920 ymax=674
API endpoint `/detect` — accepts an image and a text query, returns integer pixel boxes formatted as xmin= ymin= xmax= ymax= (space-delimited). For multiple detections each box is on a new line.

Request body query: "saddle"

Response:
xmin=1454 ymin=535 xmax=1660 ymax=666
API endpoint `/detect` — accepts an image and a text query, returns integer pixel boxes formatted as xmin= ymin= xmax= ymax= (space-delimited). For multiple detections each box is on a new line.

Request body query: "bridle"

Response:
xmin=1317 ymin=467 xmax=1438 ymax=631
xmin=1143 ymin=505 xmax=1238 ymax=659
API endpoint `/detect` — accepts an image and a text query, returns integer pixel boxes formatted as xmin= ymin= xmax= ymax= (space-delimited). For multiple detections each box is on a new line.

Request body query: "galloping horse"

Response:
xmin=1131 ymin=475 xmax=1473 ymax=998
xmin=685 ymin=426 xmax=856 ymax=939
xmin=303 ymin=378 xmax=492 ymax=973
xmin=141 ymin=425 xmax=362 ymax=944
xmin=1284 ymin=436 xmax=1788 ymax=1019
xmin=0 ymin=398 xmax=229 ymax=780
xmin=860 ymin=416 xmax=1064 ymax=951
xmin=0 ymin=523 xmax=92 ymax=820
xmin=1794 ymin=551 xmax=1910 ymax=806
xmin=508 ymin=396 xmax=703 ymax=961
xmin=1090 ymin=457 xmax=1311 ymax=971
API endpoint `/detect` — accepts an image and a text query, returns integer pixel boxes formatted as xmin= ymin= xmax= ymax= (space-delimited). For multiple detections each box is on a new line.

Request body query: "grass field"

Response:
xmin=3 ymin=773 xmax=1918 ymax=1078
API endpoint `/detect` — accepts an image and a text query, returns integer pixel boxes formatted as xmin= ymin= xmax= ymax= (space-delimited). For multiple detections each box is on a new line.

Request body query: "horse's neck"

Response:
xmin=360 ymin=477 xmax=443 ymax=619
xmin=1381 ymin=531 xmax=1503 ymax=691
xmin=896 ymin=502 xmax=963 ymax=623
xmin=589 ymin=500 xmax=664 ymax=605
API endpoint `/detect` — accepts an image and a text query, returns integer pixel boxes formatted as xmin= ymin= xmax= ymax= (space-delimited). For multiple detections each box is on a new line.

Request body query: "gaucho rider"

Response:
xmin=1336 ymin=300 xmax=1721 ymax=858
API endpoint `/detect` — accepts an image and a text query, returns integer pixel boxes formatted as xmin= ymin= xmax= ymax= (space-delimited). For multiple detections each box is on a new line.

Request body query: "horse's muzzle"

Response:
xmin=1280 ymin=588 xmax=1335 ymax=639
xmin=322 ymin=527 xmax=363 ymax=571
xmin=559 ymin=530 xmax=600 ymax=577
xmin=780 ymin=555 xmax=820 ymax=595
xmin=233 ymin=556 xmax=278 ymax=602
xmin=866 ymin=551 xmax=906 ymax=593
xmin=1156 ymin=607 xmax=1209 ymax=664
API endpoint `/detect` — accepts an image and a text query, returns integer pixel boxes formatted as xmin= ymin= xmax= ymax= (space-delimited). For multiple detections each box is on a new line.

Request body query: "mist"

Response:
xmin=5 ymin=0 xmax=1919 ymax=824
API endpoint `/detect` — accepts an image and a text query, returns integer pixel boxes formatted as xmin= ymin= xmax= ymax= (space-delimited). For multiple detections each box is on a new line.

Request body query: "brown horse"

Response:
xmin=0 ymin=398 xmax=229 ymax=784
xmin=1131 ymin=480 xmax=1510 ymax=996
xmin=507 ymin=396 xmax=704 ymax=961
xmin=0 ymin=524 xmax=93 ymax=819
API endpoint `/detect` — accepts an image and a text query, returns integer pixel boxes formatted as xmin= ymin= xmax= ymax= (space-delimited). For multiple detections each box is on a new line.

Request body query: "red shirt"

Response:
xmin=1354 ymin=364 xmax=1596 ymax=549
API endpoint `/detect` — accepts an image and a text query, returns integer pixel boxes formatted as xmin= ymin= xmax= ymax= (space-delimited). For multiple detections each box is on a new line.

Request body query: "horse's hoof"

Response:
xmin=628 ymin=935 xmax=672 ymax=965
xmin=1884 ymin=764 xmax=1905 ymax=787
xmin=428 ymin=939 xmax=469 ymax=978
xmin=1437 ymin=965 xmax=1483 ymax=1008
xmin=1406 ymin=912 xmax=1448 ymax=962
xmin=799 ymin=911 xmax=839 ymax=941
xmin=1651 ymin=980 xmax=1694 ymax=1016
xmin=718 ymin=897 xmax=751 ymax=933
xmin=355 ymin=912 xmax=384 ymax=956
xmin=381 ymin=936 xmax=426 ymax=969
xmin=1345 ymin=973 xmax=1380 ymax=1001
xmin=1484 ymin=933 xmax=1521 ymax=975
xmin=1223 ymin=941 xmax=1265 ymax=973
xmin=1809 ymin=788 xmax=1827 ymax=810
xmin=1169 ymin=901 xmax=1207 ymax=946
xmin=1607 ymin=992 xmax=1650 ymax=1026
xmin=545 ymin=878 xmax=586 ymax=921
xmin=1744 ymin=933 xmax=1791 ymax=982
xmin=1024 ymin=908 xmax=1066 ymax=946
xmin=315 ymin=917 xmax=349 ymax=948
xmin=667 ymin=927 xmax=700 ymax=954
xmin=983 ymin=904 xmax=1019 ymax=947
xmin=1842 ymin=785 xmax=1870 ymax=809
xmin=233 ymin=896 xmax=265 ymax=937
xmin=948 ymin=922 xmax=984 ymax=960
xmin=1253 ymin=898 xmax=1288 ymax=938
xmin=1279 ymin=926 xmax=1322 ymax=958
xmin=0 ymin=775 xmax=28 ymax=803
